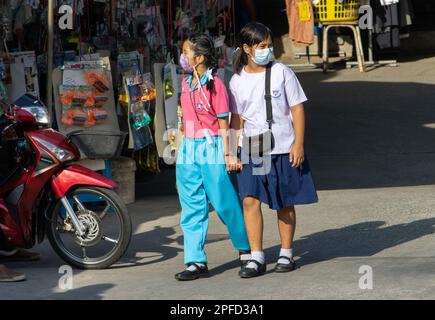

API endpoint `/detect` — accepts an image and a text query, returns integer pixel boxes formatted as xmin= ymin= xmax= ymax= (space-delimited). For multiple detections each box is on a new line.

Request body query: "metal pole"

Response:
xmin=47 ymin=0 xmax=54 ymax=111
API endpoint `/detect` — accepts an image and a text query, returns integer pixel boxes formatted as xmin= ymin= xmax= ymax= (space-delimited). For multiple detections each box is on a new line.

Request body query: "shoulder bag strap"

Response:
xmin=265 ymin=62 xmax=273 ymax=130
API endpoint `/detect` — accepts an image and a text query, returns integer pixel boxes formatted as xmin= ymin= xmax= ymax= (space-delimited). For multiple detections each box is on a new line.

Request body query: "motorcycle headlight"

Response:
xmin=22 ymin=106 xmax=50 ymax=125
xmin=33 ymin=136 xmax=75 ymax=162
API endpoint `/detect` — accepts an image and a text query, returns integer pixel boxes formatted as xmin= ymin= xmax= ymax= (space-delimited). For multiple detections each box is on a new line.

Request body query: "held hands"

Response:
xmin=290 ymin=143 xmax=304 ymax=168
xmin=226 ymin=154 xmax=243 ymax=172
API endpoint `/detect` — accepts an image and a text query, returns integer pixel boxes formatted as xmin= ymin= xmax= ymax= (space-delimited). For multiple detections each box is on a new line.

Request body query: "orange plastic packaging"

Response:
xmin=61 ymin=109 xmax=87 ymax=126
xmin=60 ymin=90 xmax=74 ymax=106
xmin=85 ymin=72 xmax=110 ymax=93
xmin=93 ymin=108 xmax=108 ymax=124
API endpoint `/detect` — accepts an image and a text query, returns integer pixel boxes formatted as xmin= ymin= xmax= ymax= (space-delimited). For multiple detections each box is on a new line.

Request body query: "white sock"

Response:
xmin=187 ymin=263 xmax=205 ymax=272
xmin=278 ymin=248 xmax=293 ymax=265
xmin=240 ymin=253 xmax=251 ymax=262
xmin=246 ymin=251 xmax=265 ymax=270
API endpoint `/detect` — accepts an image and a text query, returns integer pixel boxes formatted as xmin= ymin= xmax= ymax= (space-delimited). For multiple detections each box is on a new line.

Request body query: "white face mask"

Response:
xmin=251 ymin=47 xmax=274 ymax=66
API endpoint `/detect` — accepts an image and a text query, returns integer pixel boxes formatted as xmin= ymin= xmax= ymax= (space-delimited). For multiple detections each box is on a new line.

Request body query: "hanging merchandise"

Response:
xmin=59 ymin=86 xmax=90 ymax=126
xmin=175 ymin=3 xmax=192 ymax=42
xmin=215 ymin=0 xmax=232 ymax=37
xmin=53 ymin=58 xmax=120 ymax=136
xmin=380 ymin=0 xmax=398 ymax=5
xmin=163 ymin=63 xmax=182 ymax=133
xmin=4 ymin=51 xmax=40 ymax=103
xmin=372 ymin=0 xmax=400 ymax=49
xmin=0 ymin=81 xmax=6 ymax=101
xmin=128 ymin=80 xmax=152 ymax=130
xmin=297 ymin=0 xmax=312 ymax=22
xmin=206 ymin=0 xmax=218 ymax=30
xmin=124 ymin=73 xmax=155 ymax=151
xmin=132 ymin=5 xmax=167 ymax=63
xmin=85 ymin=70 xmax=110 ymax=93
xmin=59 ymin=85 xmax=108 ymax=127
xmin=116 ymin=51 xmax=144 ymax=126
xmin=117 ymin=51 xmax=143 ymax=91
xmin=163 ymin=62 xmax=184 ymax=159
xmin=0 ymin=58 xmax=5 ymax=81
xmin=133 ymin=144 xmax=160 ymax=174
xmin=398 ymin=0 xmax=414 ymax=32
xmin=372 ymin=0 xmax=414 ymax=50
xmin=0 ymin=58 xmax=6 ymax=100
xmin=286 ymin=0 xmax=315 ymax=47
xmin=0 ymin=11 xmax=10 ymax=52
xmin=141 ymin=79 xmax=157 ymax=102
xmin=1 ymin=13 xmax=13 ymax=104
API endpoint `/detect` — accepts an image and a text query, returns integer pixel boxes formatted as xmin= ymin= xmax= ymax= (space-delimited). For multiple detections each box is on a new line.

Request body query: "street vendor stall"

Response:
xmin=0 ymin=0 xmax=240 ymax=203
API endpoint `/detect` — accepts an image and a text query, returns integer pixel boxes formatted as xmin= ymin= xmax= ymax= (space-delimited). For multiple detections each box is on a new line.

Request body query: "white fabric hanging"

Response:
xmin=380 ymin=0 xmax=399 ymax=6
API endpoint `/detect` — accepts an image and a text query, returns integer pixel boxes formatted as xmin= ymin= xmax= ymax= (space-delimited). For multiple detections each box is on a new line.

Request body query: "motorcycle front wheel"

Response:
xmin=47 ymin=187 xmax=132 ymax=269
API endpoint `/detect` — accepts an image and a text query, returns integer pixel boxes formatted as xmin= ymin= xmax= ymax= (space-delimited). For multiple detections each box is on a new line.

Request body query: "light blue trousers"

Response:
xmin=176 ymin=136 xmax=250 ymax=265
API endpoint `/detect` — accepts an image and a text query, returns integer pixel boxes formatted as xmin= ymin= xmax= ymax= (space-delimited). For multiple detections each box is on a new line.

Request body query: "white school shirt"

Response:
xmin=229 ymin=61 xmax=308 ymax=155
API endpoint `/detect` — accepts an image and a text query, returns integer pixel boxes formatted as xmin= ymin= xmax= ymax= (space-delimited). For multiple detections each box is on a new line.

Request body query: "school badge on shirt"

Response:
xmin=272 ymin=90 xmax=281 ymax=98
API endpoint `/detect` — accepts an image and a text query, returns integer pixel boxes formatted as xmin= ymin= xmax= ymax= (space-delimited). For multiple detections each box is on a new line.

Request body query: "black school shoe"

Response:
xmin=175 ymin=263 xmax=209 ymax=281
xmin=274 ymin=256 xmax=297 ymax=273
xmin=238 ymin=260 xmax=267 ymax=278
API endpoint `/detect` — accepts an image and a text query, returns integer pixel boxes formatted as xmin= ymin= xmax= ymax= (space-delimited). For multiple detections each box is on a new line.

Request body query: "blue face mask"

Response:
xmin=252 ymin=47 xmax=274 ymax=66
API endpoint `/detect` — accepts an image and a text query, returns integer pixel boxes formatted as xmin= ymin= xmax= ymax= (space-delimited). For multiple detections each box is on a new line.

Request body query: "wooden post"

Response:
xmin=47 ymin=0 xmax=54 ymax=110
xmin=111 ymin=0 xmax=117 ymax=32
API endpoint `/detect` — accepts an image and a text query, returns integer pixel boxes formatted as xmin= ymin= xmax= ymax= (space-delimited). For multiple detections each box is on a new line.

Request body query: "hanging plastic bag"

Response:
xmin=297 ymin=0 xmax=311 ymax=22
xmin=130 ymin=101 xmax=152 ymax=130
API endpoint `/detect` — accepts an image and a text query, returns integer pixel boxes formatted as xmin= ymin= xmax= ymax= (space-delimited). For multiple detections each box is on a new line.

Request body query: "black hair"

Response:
xmin=186 ymin=33 xmax=218 ymax=94
xmin=233 ymin=22 xmax=274 ymax=74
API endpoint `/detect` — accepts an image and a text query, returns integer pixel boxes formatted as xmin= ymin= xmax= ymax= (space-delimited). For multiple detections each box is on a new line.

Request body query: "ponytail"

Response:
xmin=206 ymin=48 xmax=219 ymax=95
xmin=232 ymin=47 xmax=248 ymax=74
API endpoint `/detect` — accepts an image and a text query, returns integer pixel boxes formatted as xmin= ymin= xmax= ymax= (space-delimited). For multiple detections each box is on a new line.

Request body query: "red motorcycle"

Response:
xmin=0 ymin=95 xmax=131 ymax=269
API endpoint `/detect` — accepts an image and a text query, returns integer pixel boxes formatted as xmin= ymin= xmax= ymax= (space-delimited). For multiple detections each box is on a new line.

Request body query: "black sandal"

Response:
xmin=175 ymin=263 xmax=209 ymax=281
xmin=238 ymin=260 xmax=266 ymax=278
xmin=274 ymin=256 xmax=297 ymax=273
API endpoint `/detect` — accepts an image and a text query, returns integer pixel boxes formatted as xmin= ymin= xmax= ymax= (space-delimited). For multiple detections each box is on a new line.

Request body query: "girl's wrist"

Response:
xmin=294 ymin=140 xmax=304 ymax=147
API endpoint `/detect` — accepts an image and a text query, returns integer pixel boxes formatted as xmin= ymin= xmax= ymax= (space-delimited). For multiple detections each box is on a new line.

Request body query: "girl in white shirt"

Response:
xmin=229 ymin=22 xmax=318 ymax=278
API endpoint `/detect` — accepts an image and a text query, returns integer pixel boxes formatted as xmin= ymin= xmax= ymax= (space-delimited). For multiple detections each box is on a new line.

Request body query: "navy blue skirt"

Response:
xmin=237 ymin=153 xmax=319 ymax=210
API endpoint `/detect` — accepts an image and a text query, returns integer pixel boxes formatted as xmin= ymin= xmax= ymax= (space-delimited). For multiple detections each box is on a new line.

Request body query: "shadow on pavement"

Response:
xmin=209 ymin=218 xmax=435 ymax=276
xmin=293 ymin=218 xmax=435 ymax=267
xmin=297 ymin=75 xmax=435 ymax=191
xmin=115 ymin=224 xmax=230 ymax=269
xmin=44 ymin=283 xmax=115 ymax=300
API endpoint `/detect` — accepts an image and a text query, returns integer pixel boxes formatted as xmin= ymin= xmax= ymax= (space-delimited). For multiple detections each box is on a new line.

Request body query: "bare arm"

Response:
xmin=229 ymin=114 xmax=244 ymax=171
xmin=290 ymin=103 xmax=306 ymax=168
xmin=218 ymin=117 xmax=231 ymax=170
xmin=218 ymin=117 xmax=230 ymax=152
